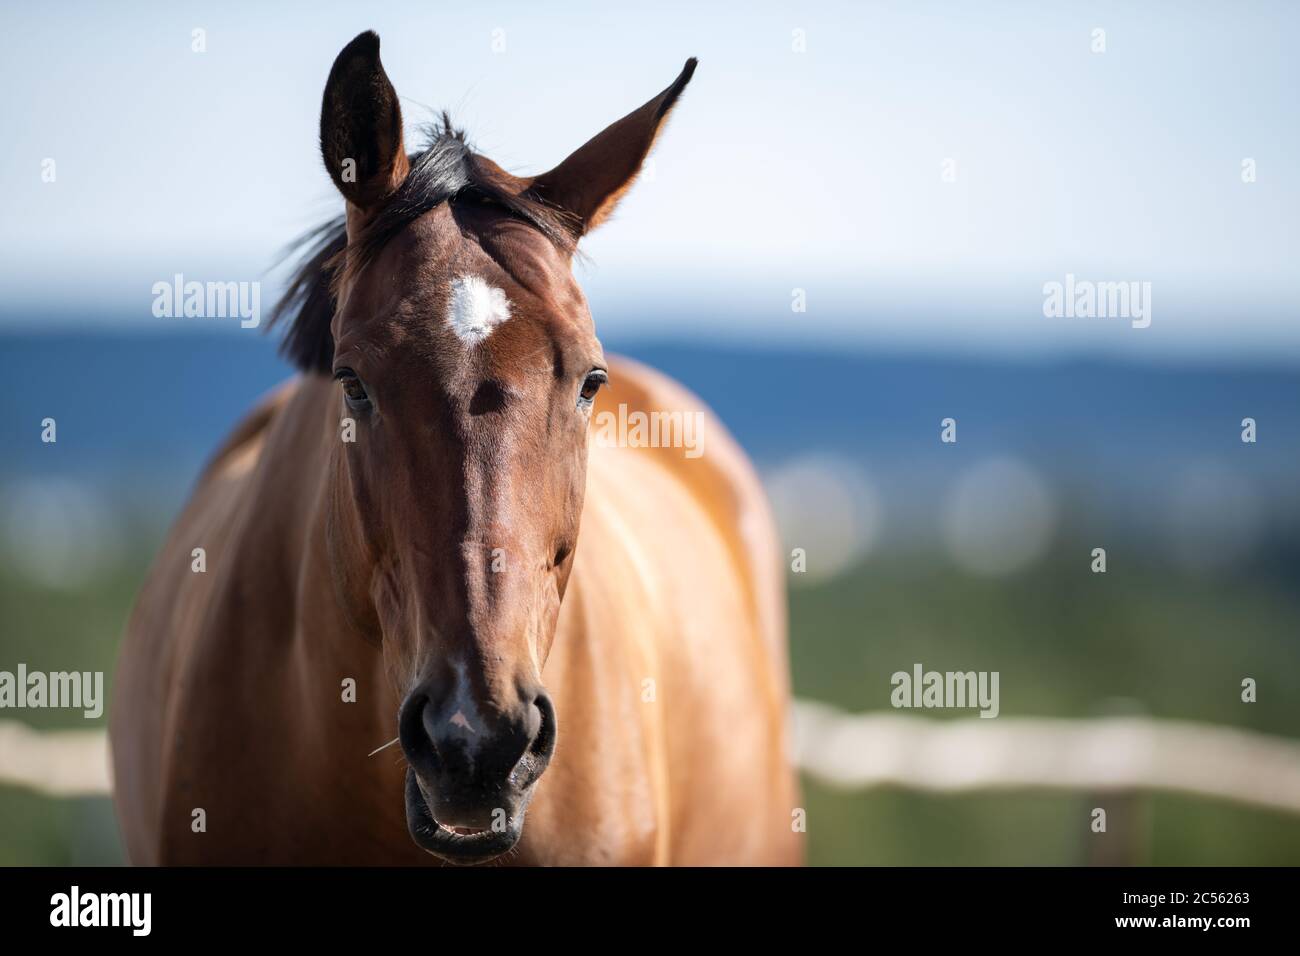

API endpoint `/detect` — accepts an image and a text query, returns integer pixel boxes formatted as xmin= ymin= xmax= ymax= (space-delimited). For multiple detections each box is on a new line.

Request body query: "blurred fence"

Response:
xmin=792 ymin=701 xmax=1300 ymax=815
xmin=5 ymin=702 xmax=1300 ymax=814
xmin=0 ymin=719 xmax=111 ymax=797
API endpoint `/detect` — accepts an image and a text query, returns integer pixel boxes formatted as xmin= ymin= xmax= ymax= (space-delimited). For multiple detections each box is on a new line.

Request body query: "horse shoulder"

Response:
xmin=595 ymin=356 xmax=787 ymax=674
xmin=569 ymin=356 xmax=800 ymax=864
xmin=113 ymin=376 xmax=325 ymax=862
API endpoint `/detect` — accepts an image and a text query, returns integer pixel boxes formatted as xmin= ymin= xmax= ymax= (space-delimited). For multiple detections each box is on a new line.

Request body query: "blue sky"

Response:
xmin=2 ymin=0 xmax=1296 ymax=360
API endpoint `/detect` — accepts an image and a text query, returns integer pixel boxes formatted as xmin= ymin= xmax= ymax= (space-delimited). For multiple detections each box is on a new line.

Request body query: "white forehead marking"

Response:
xmin=446 ymin=274 xmax=512 ymax=345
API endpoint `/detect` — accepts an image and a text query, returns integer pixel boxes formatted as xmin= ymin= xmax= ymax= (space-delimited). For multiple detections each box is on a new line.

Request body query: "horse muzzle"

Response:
xmin=398 ymin=682 xmax=557 ymax=864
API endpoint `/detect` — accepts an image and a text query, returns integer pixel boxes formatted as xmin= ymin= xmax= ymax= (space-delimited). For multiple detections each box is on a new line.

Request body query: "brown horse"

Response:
xmin=111 ymin=31 xmax=801 ymax=866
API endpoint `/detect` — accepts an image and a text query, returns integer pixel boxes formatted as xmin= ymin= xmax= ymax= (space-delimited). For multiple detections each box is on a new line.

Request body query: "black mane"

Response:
xmin=269 ymin=118 xmax=576 ymax=374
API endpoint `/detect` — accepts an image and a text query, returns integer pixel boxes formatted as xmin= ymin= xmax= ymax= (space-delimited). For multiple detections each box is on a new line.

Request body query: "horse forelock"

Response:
xmin=269 ymin=116 xmax=580 ymax=374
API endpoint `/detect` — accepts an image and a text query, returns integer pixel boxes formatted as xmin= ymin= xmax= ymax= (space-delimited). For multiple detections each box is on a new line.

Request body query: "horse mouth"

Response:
xmin=404 ymin=770 xmax=525 ymax=865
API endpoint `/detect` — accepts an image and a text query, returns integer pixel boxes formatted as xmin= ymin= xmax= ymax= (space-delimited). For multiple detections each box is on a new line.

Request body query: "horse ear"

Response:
xmin=319 ymin=31 xmax=409 ymax=212
xmin=532 ymin=58 xmax=697 ymax=237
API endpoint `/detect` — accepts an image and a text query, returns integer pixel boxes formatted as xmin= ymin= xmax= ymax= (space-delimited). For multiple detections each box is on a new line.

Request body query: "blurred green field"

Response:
xmin=3 ymin=536 xmax=1299 ymax=865
xmin=791 ymin=547 xmax=1300 ymax=865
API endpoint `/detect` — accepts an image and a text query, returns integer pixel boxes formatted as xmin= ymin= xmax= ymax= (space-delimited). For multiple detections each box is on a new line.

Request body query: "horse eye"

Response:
xmin=579 ymin=370 xmax=607 ymax=406
xmin=334 ymin=369 xmax=370 ymax=409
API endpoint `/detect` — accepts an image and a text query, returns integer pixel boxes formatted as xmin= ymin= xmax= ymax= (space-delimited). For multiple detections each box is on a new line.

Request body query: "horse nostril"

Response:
xmin=531 ymin=691 xmax=557 ymax=760
xmin=397 ymin=691 xmax=443 ymax=775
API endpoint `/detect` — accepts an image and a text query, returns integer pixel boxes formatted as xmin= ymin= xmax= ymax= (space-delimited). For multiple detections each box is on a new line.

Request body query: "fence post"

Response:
xmin=1082 ymin=698 xmax=1150 ymax=866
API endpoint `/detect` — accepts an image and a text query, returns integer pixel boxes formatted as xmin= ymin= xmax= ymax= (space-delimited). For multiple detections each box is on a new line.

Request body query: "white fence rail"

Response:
xmin=792 ymin=701 xmax=1300 ymax=815
xmin=0 ymin=720 xmax=111 ymax=797
xmin=4 ymin=703 xmax=1300 ymax=815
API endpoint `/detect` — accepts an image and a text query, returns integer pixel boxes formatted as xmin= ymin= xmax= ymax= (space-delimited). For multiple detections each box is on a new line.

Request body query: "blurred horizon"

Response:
xmin=6 ymin=329 xmax=1299 ymax=600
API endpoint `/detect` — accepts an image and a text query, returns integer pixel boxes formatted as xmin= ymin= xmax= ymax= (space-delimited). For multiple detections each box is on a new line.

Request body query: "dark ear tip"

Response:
xmin=653 ymin=58 xmax=696 ymax=120
xmin=325 ymin=31 xmax=384 ymax=92
xmin=339 ymin=30 xmax=381 ymax=62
